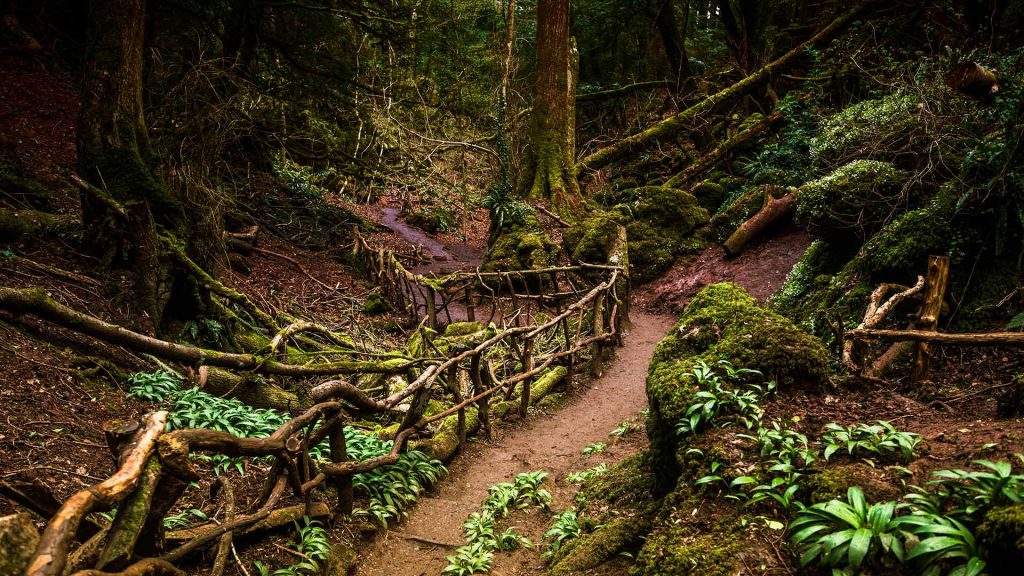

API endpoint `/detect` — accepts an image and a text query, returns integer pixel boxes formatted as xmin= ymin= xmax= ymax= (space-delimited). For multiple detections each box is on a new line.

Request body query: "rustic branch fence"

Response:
xmin=5 ymin=232 xmax=629 ymax=576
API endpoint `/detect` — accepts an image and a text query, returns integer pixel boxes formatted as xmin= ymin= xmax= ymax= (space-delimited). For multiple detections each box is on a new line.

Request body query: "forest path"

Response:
xmin=355 ymin=311 xmax=675 ymax=576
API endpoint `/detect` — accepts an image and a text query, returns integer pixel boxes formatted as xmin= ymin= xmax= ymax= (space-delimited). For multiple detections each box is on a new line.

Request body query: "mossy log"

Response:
xmin=0 ymin=207 xmax=76 ymax=242
xmin=94 ymin=458 xmax=162 ymax=570
xmin=0 ymin=287 xmax=416 ymax=377
xmin=202 ymin=367 xmax=299 ymax=411
xmin=411 ymin=407 xmax=480 ymax=461
xmin=664 ymin=112 xmax=783 ymax=188
xmin=575 ymin=2 xmax=867 ymax=174
xmin=0 ymin=513 xmax=40 ymax=576
xmin=722 ymin=190 xmax=797 ymax=257
xmin=546 ymin=515 xmax=651 ymax=576
xmin=946 ymin=61 xmax=1000 ymax=98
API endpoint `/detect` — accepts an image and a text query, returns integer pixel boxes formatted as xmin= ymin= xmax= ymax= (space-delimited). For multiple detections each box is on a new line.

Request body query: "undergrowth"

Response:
xmin=127 ymin=370 xmax=446 ymax=526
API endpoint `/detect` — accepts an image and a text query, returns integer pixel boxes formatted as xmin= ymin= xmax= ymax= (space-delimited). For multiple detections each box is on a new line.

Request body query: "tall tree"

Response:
xmin=78 ymin=0 xmax=186 ymax=328
xmin=521 ymin=0 xmax=581 ymax=216
xmin=653 ymin=0 xmax=692 ymax=82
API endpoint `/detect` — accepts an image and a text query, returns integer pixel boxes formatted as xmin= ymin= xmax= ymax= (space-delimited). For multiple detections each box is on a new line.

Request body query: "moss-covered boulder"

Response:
xmin=633 ymin=521 xmax=747 ymax=576
xmin=646 ymin=283 xmax=828 ymax=494
xmin=601 ymin=186 xmax=709 ymax=282
xmin=362 ymin=290 xmax=391 ymax=314
xmin=562 ymin=212 xmax=625 ymax=265
xmin=976 ymin=505 xmax=1024 ymax=573
xmin=810 ymin=94 xmax=921 ymax=169
xmin=0 ymin=513 xmax=39 ymax=576
xmin=803 ymin=463 xmax=902 ymax=503
xmin=482 ymin=213 xmax=558 ymax=273
xmin=795 ymin=160 xmax=911 ymax=242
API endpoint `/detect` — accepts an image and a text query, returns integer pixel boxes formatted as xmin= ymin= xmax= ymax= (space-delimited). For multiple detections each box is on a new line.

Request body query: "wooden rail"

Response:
xmin=12 ymin=232 xmax=630 ymax=576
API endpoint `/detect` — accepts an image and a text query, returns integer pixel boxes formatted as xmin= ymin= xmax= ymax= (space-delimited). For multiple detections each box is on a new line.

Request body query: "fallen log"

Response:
xmin=664 ymin=112 xmax=783 ymax=188
xmin=842 ymin=277 xmax=924 ymax=371
xmin=0 ymin=286 xmax=418 ymax=377
xmin=846 ymin=329 xmax=1024 ymax=346
xmin=70 ymin=558 xmax=183 ymax=576
xmin=722 ymin=190 xmax=797 ymax=257
xmin=26 ymin=412 xmax=169 ymax=576
xmin=575 ymin=2 xmax=868 ymax=175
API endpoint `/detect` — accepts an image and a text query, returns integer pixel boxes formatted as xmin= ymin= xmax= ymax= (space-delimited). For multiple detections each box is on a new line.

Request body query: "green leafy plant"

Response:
xmin=925 ymin=458 xmax=1024 ymax=519
xmin=443 ymin=541 xmax=495 ymax=576
xmin=581 ymin=442 xmax=607 ymax=456
xmin=609 ymin=421 xmax=633 ymax=438
xmin=789 ymin=487 xmax=908 ymax=573
xmin=252 ymin=517 xmax=331 ymax=576
xmin=162 ymin=508 xmax=208 ymax=529
xmin=567 ymin=464 xmax=608 ymax=484
xmin=821 ymin=421 xmax=922 ymax=463
xmin=481 ymin=182 xmax=531 ymax=228
xmin=126 ymin=370 xmax=182 ymax=403
xmin=901 ymin=514 xmax=986 ymax=576
xmin=674 ymin=361 xmax=774 ymax=438
xmin=180 ymin=316 xmax=225 ymax=345
xmin=543 ymin=509 xmax=581 ymax=558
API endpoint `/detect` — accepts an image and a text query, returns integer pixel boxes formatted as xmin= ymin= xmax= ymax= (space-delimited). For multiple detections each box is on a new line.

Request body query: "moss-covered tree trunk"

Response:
xmin=78 ymin=0 xmax=186 ymax=328
xmin=520 ymin=0 xmax=581 ymax=217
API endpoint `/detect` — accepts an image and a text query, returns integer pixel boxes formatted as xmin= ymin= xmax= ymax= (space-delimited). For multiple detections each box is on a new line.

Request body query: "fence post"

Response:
xmin=520 ymin=337 xmax=534 ymax=417
xmin=426 ymin=287 xmax=437 ymax=329
xmin=910 ymin=255 xmax=950 ymax=383
xmin=591 ymin=291 xmax=605 ymax=377
xmin=471 ymin=355 xmax=489 ymax=439
xmin=561 ymin=316 xmax=574 ymax=388
xmin=466 ymin=285 xmax=476 ymax=322
xmin=327 ymin=417 xmax=353 ymax=516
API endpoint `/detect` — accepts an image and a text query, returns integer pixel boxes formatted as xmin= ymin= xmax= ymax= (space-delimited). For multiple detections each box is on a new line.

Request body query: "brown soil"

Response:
xmin=355 ymin=311 xmax=675 ymax=576
xmin=637 ymin=226 xmax=812 ymax=313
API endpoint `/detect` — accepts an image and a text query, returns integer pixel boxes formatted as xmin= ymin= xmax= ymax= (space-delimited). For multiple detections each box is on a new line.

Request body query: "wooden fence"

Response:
xmin=7 ymin=234 xmax=629 ymax=576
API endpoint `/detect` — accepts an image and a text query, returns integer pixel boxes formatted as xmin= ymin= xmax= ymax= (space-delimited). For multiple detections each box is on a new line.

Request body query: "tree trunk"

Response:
xmin=722 ymin=190 xmax=797 ymax=257
xmin=521 ymin=0 xmax=581 ymax=216
xmin=78 ymin=0 xmax=186 ymax=328
xmin=654 ymin=0 xmax=691 ymax=82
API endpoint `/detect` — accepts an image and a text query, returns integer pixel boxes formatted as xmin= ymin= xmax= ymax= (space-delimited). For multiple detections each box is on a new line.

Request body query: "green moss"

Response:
xmin=768 ymin=240 xmax=829 ymax=313
xmin=795 ymin=160 xmax=911 ymax=242
xmin=977 ymin=505 xmax=1024 ymax=572
xmin=0 ymin=207 xmax=75 ymax=241
xmin=632 ymin=521 xmax=746 ymax=576
xmin=803 ymin=464 xmax=902 ymax=503
xmin=563 ymin=213 xmax=624 ymax=265
xmin=690 ymin=181 xmax=728 ymax=212
xmin=576 ymin=452 xmax=654 ymax=514
xmin=646 ymin=283 xmax=828 ymax=494
xmin=482 ymin=213 xmax=558 ymax=273
xmin=362 ymin=291 xmax=391 ymax=314
xmin=547 ymin=515 xmax=651 ymax=576
xmin=811 ymin=94 xmax=920 ymax=168
xmin=443 ymin=322 xmax=486 ymax=338
xmin=327 ymin=540 xmax=358 ymax=576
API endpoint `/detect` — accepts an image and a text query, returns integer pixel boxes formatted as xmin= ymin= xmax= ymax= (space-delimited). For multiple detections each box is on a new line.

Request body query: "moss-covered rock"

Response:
xmin=632 ymin=521 xmax=746 ymax=576
xmin=803 ymin=463 xmax=902 ymax=503
xmin=595 ymin=186 xmax=708 ymax=282
xmin=362 ymin=290 xmax=391 ymax=314
xmin=0 ymin=513 xmax=38 ymax=576
xmin=482 ymin=213 xmax=558 ymax=273
xmin=646 ymin=283 xmax=828 ymax=494
xmin=547 ymin=515 xmax=651 ymax=576
xmin=563 ymin=213 xmax=625 ymax=265
xmin=977 ymin=504 xmax=1024 ymax=573
xmin=810 ymin=94 xmax=921 ymax=169
xmin=796 ymin=160 xmax=911 ymax=242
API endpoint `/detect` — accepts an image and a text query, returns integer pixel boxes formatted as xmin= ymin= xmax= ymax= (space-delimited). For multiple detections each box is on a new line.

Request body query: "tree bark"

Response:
xmin=654 ymin=0 xmax=691 ymax=82
xmin=521 ymin=0 xmax=581 ymax=215
xmin=722 ymin=190 xmax=797 ymax=257
xmin=78 ymin=0 xmax=185 ymax=327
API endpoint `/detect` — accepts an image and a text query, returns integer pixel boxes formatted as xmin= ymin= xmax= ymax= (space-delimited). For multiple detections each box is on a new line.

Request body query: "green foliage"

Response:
xmin=444 ymin=471 xmax=549 ymax=575
xmin=738 ymin=93 xmax=819 ymax=186
xmin=543 ymin=509 xmax=582 ymax=558
xmin=253 ymin=517 xmax=331 ymax=576
xmin=673 ymin=360 xmax=774 ymax=438
xmin=481 ymin=182 xmax=531 ymax=229
xmin=790 ymin=487 xmax=908 ymax=573
xmin=924 ymin=458 xmax=1024 ymax=520
xmin=901 ymin=514 xmax=986 ymax=576
xmin=581 ymin=442 xmax=607 ymax=456
xmin=820 ymin=421 xmax=922 ymax=463
xmin=162 ymin=508 xmax=207 ymax=530
xmin=180 ymin=316 xmax=225 ymax=346
xmin=567 ymin=464 xmax=608 ymax=484
xmin=127 ymin=371 xmax=445 ymax=525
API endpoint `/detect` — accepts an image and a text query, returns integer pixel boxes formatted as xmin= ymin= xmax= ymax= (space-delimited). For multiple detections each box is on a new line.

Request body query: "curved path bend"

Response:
xmin=355 ymin=311 xmax=674 ymax=576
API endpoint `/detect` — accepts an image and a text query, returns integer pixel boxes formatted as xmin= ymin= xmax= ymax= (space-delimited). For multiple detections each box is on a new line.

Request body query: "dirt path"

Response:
xmin=355 ymin=311 xmax=674 ymax=576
